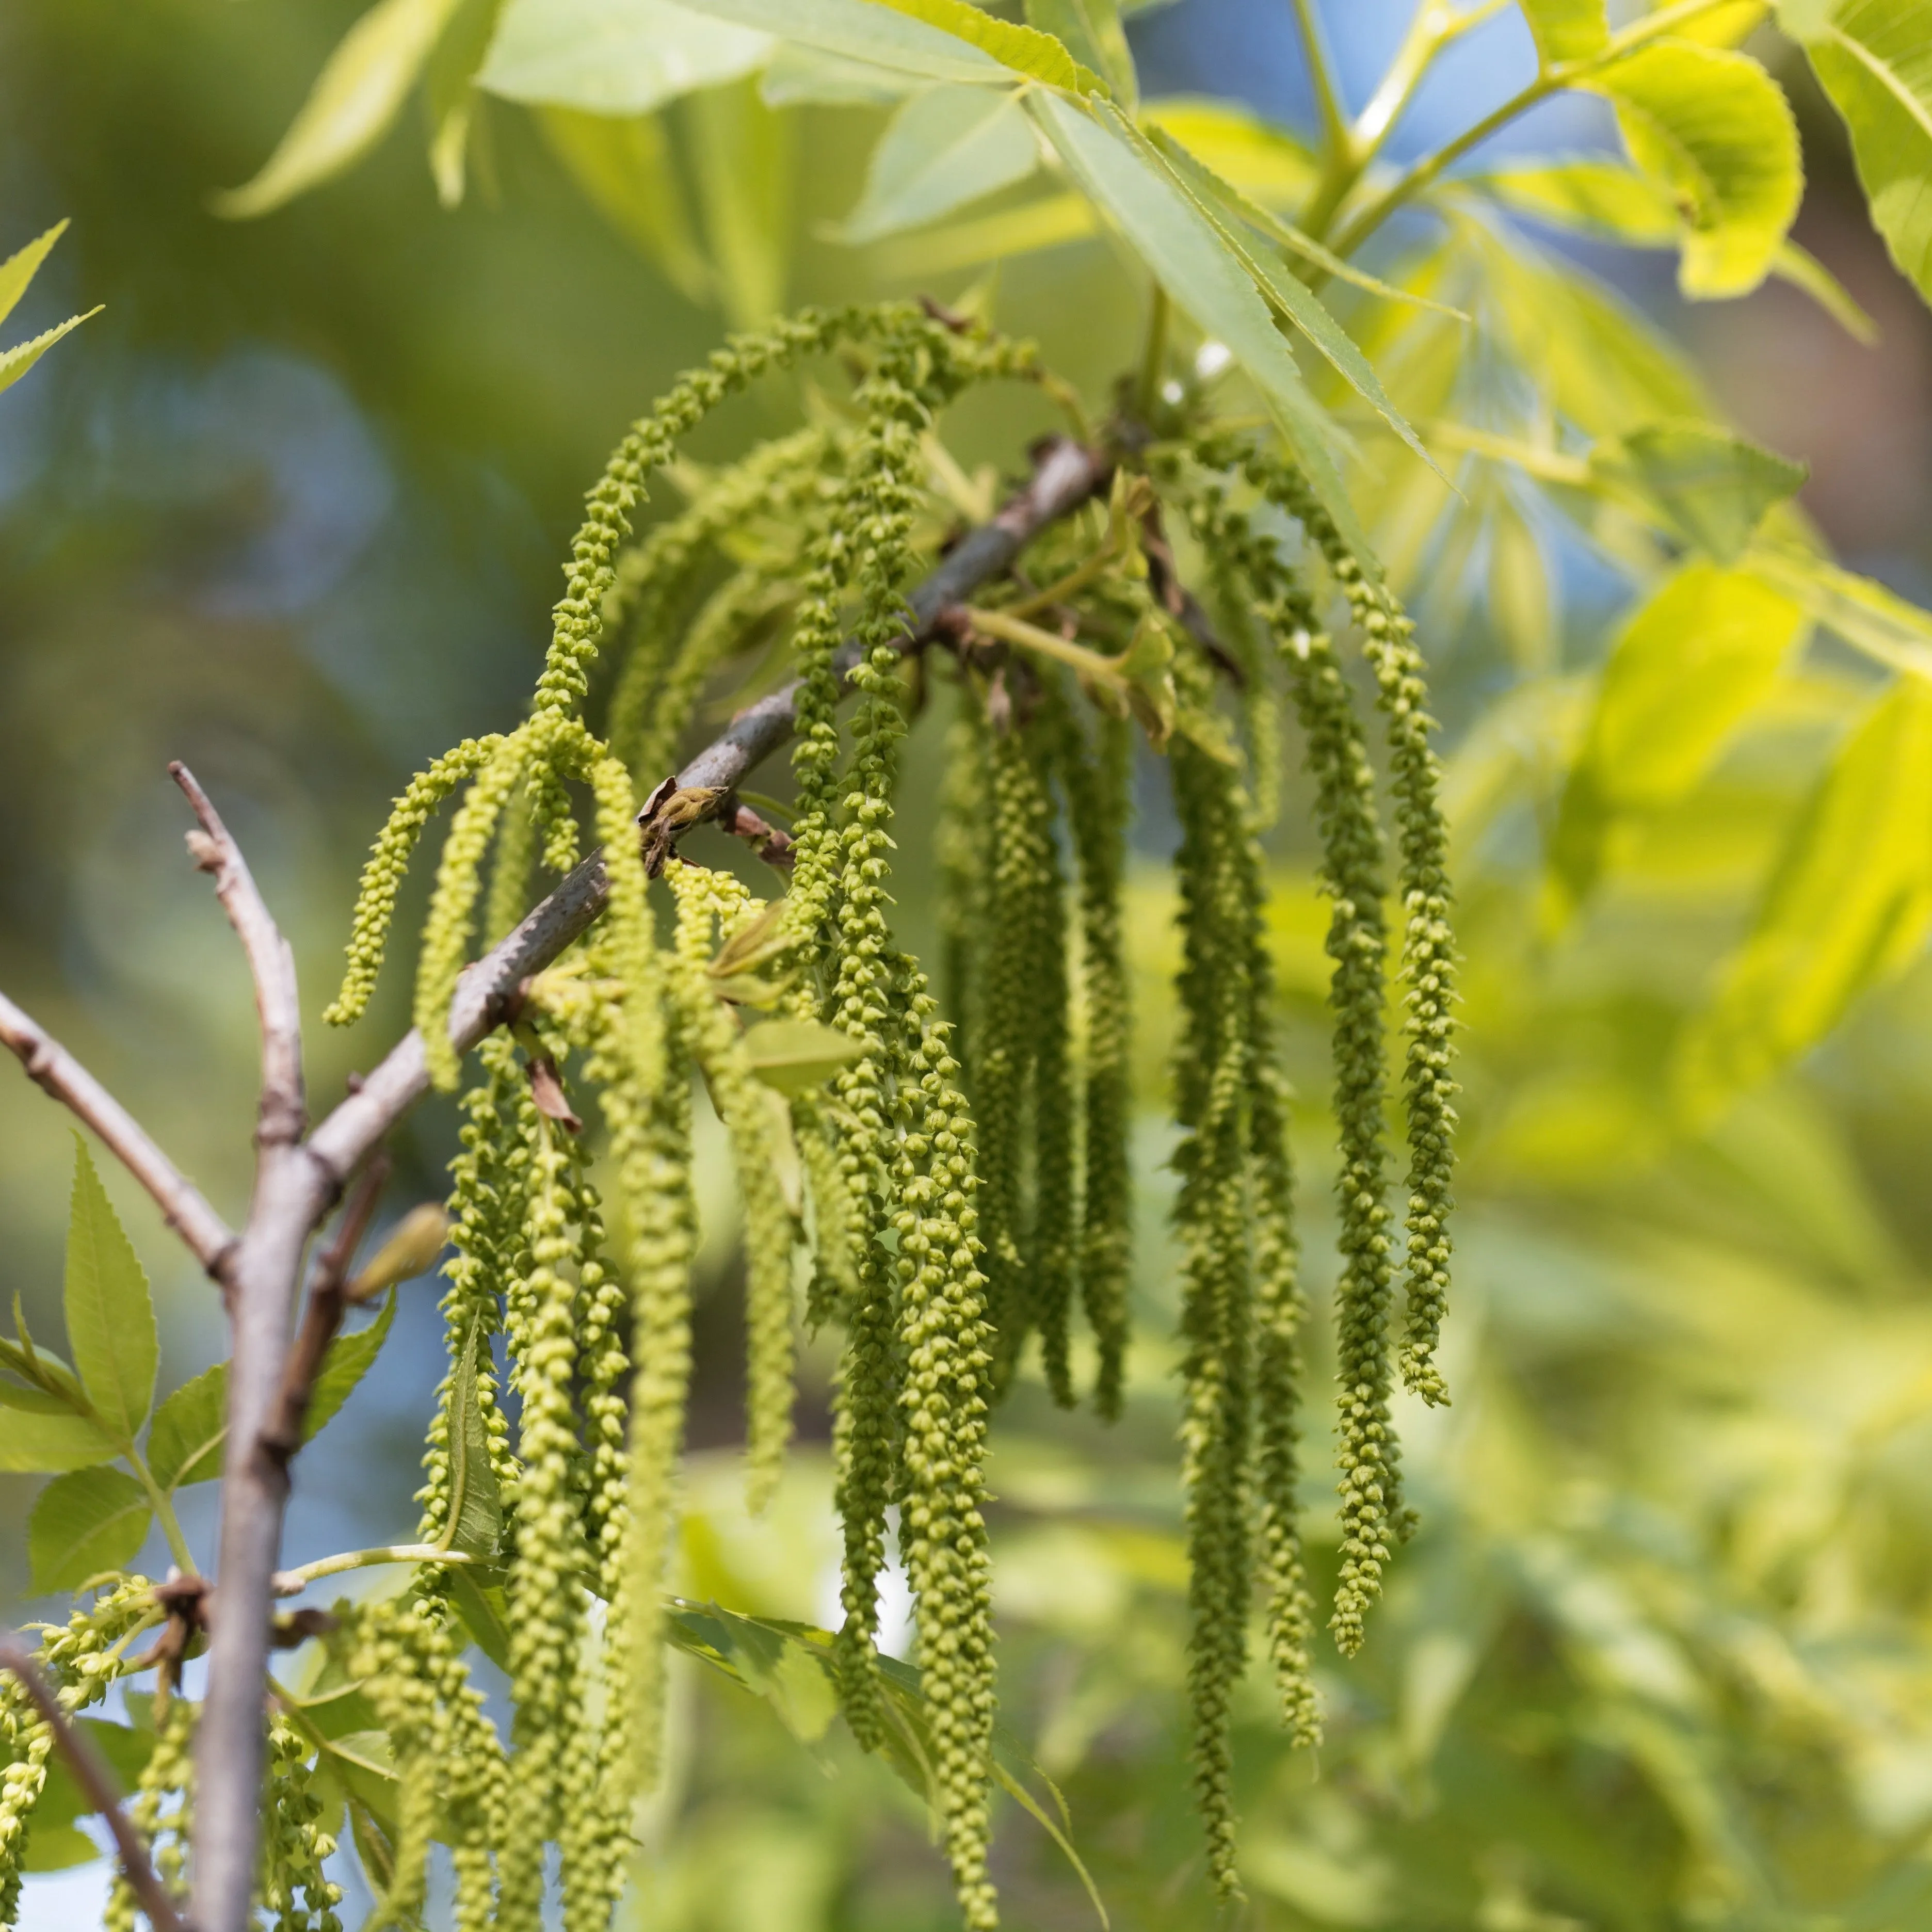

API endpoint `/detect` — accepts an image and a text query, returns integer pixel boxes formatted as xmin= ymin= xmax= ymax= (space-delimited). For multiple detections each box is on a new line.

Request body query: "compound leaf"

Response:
xmin=841 ymin=84 xmax=1038 ymax=244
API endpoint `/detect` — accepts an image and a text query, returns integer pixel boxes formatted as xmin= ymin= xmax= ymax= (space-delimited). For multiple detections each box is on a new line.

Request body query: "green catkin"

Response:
xmin=1028 ymin=736 xmax=1078 ymax=1410
xmin=573 ymin=1158 xmax=632 ymax=1571
xmin=936 ymin=702 xmax=989 ymax=1073
xmin=665 ymin=859 xmax=799 ymax=1509
xmin=604 ymin=424 xmax=834 ymax=776
xmin=105 ymin=1694 xmax=195 ymax=1932
xmin=325 ymin=735 xmax=503 ymax=1027
xmin=1244 ymin=460 xmax=1457 ymax=1409
xmin=498 ymin=1116 xmax=594 ymax=1928
xmin=890 ymin=966 xmax=999 ymax=1932
xmin=974 ymin=719 xmax=1057 ymax=1373
xmin=418 ymin=1033 xmax=526 ymax=1543
xmin=261 ymin=1715 xmax=344 ymax=1932
xmin=1057 ymin=702 xmax=1134 ymax=1419
xmin=484 ymin=775 xmax=540 ymax=947
xmin=415 ymin=730 xmax=536 ymax=1091
xmin=1169 ymin=732 xmax=1259 ymax=1901
xmin=797 ymin=1091 xmax=863 ymax=1332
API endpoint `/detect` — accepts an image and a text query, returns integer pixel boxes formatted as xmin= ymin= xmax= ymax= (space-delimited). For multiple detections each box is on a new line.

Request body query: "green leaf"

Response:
xmin=25 ymin=1722 xmax=153 ymax=1871
xmin=1467 ymin=159 xmax=1876 ymax=338
xmin=1677 ymin=674 xmax=1932 ymax=1117
xmin=1028 ymin=91 xmax=1373 ymax=568
xmin=665 ymin=0 xmax=1009 ymax=85
xmin=741 ymin=1019 xmax=865 ymax=1096
xmin=438 ymin=1322 xmax=503 ymax=1559
xmin=1140 ymin=99 xmax=1315 ymax=208
xmin=147 ymin=1361 xmax=228 ymax=1492
xmin=63 ymin=1137 xmax=157 ymax=1442
xmin=1142 ymin=124 xmax=1440 ymax=474
xmin=477 ymin=0 xmax=769 ymax=113
xmin=0 ymin=220 xmax=68 ymax=332
xmin=688 ymin=75 xmax=794 ymax=330
xmin=1749 ymin=549 xmax=1932 ymax=682
xmin=1025 ymin=0 xmax=1134 ymax=105
xmin=872 ymin=190 xmax=1097 ymax=277
xmin=447 ymin=1567 xmax=515 ymax=1672
xmin=760 ymin=42 xmax=921 ymax=105
xmin=867 ymin=0 xmax=1087 ymax=90
xmin=0 ymin=309 xmax=102 ymax=397
xmin=214 ymin=0 xmax=471 ymax=218
xmin=1584 ymin=41 xmax=1801 ymax=298
xmin=1551 ymin=565 xmax=1807 ymax=907
xmin=535 ymin=108 xmax=712 ymax=303
xmin=1520 ymin=0 xmax=1608 ymax=66
xmin=840 ymin=84 xmax=1038 ymax=244
xmin=146 ymin=1290 xmax=397 ymax=1492
xmin=1486 ymin=495 xmax=1553 ymax=671
xmin=1778 ymin=0 xmax=1932 ymax=304
xmin=1591 ymin=421 xmax=1807 ymax=563
xmin=28 ymin=1466 xmax=151 ymax=1592
xmin=424 ymin=0 xmax=506 ymax=204
xmin=0 ymin=1383 xmax=116 ymax=1473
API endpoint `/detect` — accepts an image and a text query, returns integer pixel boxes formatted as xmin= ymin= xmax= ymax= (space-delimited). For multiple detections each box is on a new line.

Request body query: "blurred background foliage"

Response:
xmin=7 ymin=0 xmax=1932 ymax=1925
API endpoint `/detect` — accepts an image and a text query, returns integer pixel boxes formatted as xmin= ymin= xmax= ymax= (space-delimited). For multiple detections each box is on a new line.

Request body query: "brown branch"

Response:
xmin=0 ymin=992 xmax=236 ymax=1273
xmin=0 ymin=1640 xmax=188 ymax=1932
xmin=261 ymin=1156 xmax=390 ymax=1464
xmin=170 ymin=764 xmax=305 ymax=1152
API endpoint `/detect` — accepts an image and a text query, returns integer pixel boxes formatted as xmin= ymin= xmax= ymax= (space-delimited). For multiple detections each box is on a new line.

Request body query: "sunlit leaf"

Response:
xmin=1749 ymin=548 xmax=1932 ymax=682
xmin=1029 ymin=91 xmax=1372 ymax=565
xmin=1584 ymin=41 xmax=1801 ymax=298
xmin=742 ymin=1018 xmax=865 ymax=1096
xmin=1140 ymin=97 xmax=1315 ymax=207
xmin=871 ymin=190 xmax=1097 ymax=277
xmin=870 ymin=0 xmax=1088 ymax=89
xmin=535 ymin=107 xmax=713 ymax=303
xmin=424 ymin=0 xmax=506 ymax=205
xmin=28 ymin=1465 xmax=150 ymax=1592
xmin=1551 ymin=565 xmax=1807 ymax=910
xmin=1145 ymin=123 xmax=1439 ymax=473
xmin=665 ymin=0 xmax=1009 ymax=85
xmin=0 ymin=1382 xmax=116 ymax=1474
xmin=63 ymin=1136 xmax=157 ymax=1442
xmin=1592 ymin=421 xmax=1807 ymax=563
xmin=214 ymin=0 xmax=470 ymax=218
xmin=1777 ymin=0 xmax=1932 ymax=305
xmin=687 ymin=75 xmax=793 ymax=330
xmin=1486 ymin=494 xmax=1553 ymax=671
xmin=0 ymin=220 xmax=69 ymax=333
xmin=839 ymin=84 xmax=1038 ymax=244
xmin=1026 ymin=0 xmax=1134 ymax=105
xmin=478 ymin=0 xmax=769 ymax=113
xmin=147 ymin=1361 xmax=226 ymax=1492
xmin=760 ymin=42 xmax=920 ymax=105
xmin=1520 ymin=0 xmax=1608 ymax=66
xmin=0 ymin=310 xmax=98 ymax=397
xmin=1678 ymin=674 xmax=1932 ymax=1117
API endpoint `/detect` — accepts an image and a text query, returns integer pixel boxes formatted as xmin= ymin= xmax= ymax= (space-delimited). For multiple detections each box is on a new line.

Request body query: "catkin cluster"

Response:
xmin=265 ymin=309 xmax=1460 ymax=1928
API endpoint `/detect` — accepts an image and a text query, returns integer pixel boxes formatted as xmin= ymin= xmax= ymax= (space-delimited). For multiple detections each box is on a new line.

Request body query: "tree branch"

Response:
xmin=170 ymin=763 xmax=305 ymax=1153
xmin=0 ymin=992 xmax=236 ymax=1273
xmin=0 ymin=1640 xmax=188 ymax=1932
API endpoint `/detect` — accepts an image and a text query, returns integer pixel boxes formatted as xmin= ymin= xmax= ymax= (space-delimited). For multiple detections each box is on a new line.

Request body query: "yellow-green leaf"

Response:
xmin=840 ymin=84 xmax=1039 ymax=244
xmin=1678 ymin=674 xmax=1932 ymax=1116
xmin=1591 ymin=421 xmax=1807 ymax=562
xmin=28 ymin=1466 xmax=151 ymax=1592
xmin=147 ymin=1361 xmax=227 ymax=1493
xmin=1584 ymin=41 xmax=1801 ymax=298
xmin=1521 ymin=0 xmax=1608 ymax=67
xmin=742 ymin=1019 xmax=865 ymax=1096
xmin=215 ymin=0 xmax=471 ymax=218
xmin=535 ymin=107 xmax=713 ymax=303
xmin=0 ymin=309 xmax=101 ymax=398
xmin=439 ymin=1322 xmax=503 ymax=1558
xmin=688 ymin=75 xmax=794 ymax=330
xmin=870 ymin=0 xmax=1087 ymax=89
xmin=667 ymin=0 xmax=1007 ymax=85
xmin=1144 ymin=124 xmax=1440 ymax=474
xmin=1025 ymin=0 xmax=1134 ymax=104
xmin=1029 ymin=90 xmax=1373 ymax=567
xmin=478 ymin=0 xmax=769 ymax=112
xmin=0 ymin=221 xmax=68 ymax=332
xmin=1140 ymin=98 xmax=1315 ymax=208
xmin=0 ymin=1383 xmax=117 ymax=1473
xmin=1777 ymin=0 xmax=1932 ymax=304
xmin=64 ymin=1137 xmax=157 ymax=1442
xmin=872 ymin=190 xmax=1097 ymax=277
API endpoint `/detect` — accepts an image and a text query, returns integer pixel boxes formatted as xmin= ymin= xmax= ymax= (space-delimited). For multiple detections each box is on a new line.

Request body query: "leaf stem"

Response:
xmin=1134 ymin=284 xmax=1169 ymax=419
xmin=1289 ymin=0 xmax=1350 ymax=161
xmin=127 ymin=1446 xmax=198 ymax=1577
xmin=271 ymin=1542 xmax=484 ymax=1596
